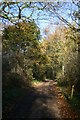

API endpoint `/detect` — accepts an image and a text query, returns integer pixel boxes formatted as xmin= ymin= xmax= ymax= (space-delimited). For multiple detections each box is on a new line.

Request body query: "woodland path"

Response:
xmin=3 ymin=80 xmax=79 ymax=119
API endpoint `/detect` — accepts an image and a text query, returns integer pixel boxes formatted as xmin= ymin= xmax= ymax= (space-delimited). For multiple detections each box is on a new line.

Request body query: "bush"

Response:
xmin=45 ymin=66 xmax=54 ymax=79
xmin=3 ymin=72 xmax=32 ymax=89
xmin=56 ymin=70 xmax=68 ymax=86
xmin=2 ymin=57 xmax=11 ymax=73
xmin=8 ymin=73 xmax=25 ymax=88
xmin=32 ymin=63 xmax=46 ymax=81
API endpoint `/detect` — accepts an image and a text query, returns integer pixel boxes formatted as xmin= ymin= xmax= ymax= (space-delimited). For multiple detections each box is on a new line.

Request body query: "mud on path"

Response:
xmin=3 ymin=80 xmax=80 ymax=119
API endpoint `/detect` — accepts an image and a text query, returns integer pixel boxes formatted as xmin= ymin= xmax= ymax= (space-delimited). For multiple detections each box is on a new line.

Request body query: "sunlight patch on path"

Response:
xmin=29 ymin=80 xmax=62 ymax=119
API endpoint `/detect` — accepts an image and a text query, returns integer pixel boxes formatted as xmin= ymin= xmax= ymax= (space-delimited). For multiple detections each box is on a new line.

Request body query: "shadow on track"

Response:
xmin=2 ymin=81 xmax=61 ymax=119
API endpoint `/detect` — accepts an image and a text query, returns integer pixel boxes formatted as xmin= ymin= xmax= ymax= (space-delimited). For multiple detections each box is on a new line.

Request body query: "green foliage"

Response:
xmin=7 ymin=73 xmax=31 ymax=88
xmin=56 ymin=27 xmax=80 ymax=98
xmin=41 ymin=25 xmax=80 ymax=98
xmin=45 ymin=66 xmax=53 ymax=79
xmin=41 ymin=27 xmax=65 ymax=80
xmin=69 ymin=94 xmax=80 ymax=113
xmin=32 ymin=79 xmax=41 ymax=84
xmin=2 ymin=20 xmax=41 ymax=89
xmin=2 ymin=57 xmax=11 ymax=73
xmin=32 ymin=62 xmax=46 ymax=81
xmin=2 ymin=20 xmax=49 ymax=91
xmin=63 ymin=28 xmax=79 ymax=93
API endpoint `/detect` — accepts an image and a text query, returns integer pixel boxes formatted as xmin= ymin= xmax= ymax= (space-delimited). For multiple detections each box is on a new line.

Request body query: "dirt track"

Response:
xmin=3 ymin=80 xmax=79 ymax=119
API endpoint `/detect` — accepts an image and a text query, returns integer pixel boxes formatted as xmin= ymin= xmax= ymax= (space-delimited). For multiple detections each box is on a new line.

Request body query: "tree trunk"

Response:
xmin=70 ymin=85 xmax=74 ymax=99
xmin=77 ymin=2 xmax=80 ymax=83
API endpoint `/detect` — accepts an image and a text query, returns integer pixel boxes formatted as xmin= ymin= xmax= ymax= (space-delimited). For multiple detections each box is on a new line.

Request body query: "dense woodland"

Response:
xmin=1 ymin=1 xmax=80 ymax=118
xmin=2 ymin=21 xmax=80 ymax=96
